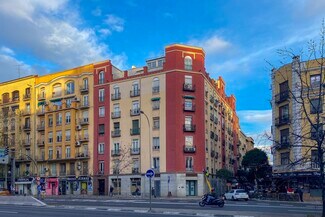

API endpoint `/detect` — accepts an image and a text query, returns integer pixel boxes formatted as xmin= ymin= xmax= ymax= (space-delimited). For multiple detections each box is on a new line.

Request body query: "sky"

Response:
xmin=0 ymin=0 xmax=324 ymax=148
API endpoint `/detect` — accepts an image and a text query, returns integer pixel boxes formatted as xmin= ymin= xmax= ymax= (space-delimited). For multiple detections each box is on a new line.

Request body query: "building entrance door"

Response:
xmin=98 ymin=179 xmax=105 ymax=195
xmin=154 ymin=180 xmax=161 ymax=197
xmin=186 ymin=180 xmax=197 ymax=196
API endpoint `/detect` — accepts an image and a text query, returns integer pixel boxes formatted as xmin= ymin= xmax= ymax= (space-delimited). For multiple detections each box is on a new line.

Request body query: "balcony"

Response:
xmin=37 ymin=140 xmax=45 ymax=147
xmin=111 ymin=149 xmax=121 ymax=156
xmin=276 ymin=139 xmax=290 ymax=150
xmin=80 ymin=85 xmax=89 ymax=94
xmin=183 ymin=124 xmax=196 ymax=132
xmin=132 ymin=168 xmax=140 ymax=174
xmin=16 ymin=156 xmax=31 ymax=162
xmin=22 ymin=140 xmax=32 ymax=147
xmin=152 ymin=86 xmax=160 ymax=94
xmin=79 ymin=118 xmax=89 ymax=125
xmin=76 ymin=152 xmax=90 ymax=159
xmin=37 ymin=109 xmax=45 ymax=116
xmin=275 ymin=91 xmax=289 ymax=104
xmin=183 ymin=83 xmax=195 ymax=92
xmin=130 ymin=108 xmax=140 ymax=116
xmin=183 ymin=104 xmax=195 ymax=112
xmin=153 ymin=167 xmax=160 ymax=173
xmin=78 ymin=135 xmax=89 ymax=143
xmin=38 ymin=93 xmax=46 ymax=100
xmin=79 ymin=102 xmax=90 ymax=109
xmin=23 ymin=94 xmax=31 ymax=101
xmin=23 ymin=124 xmax=31 ymax=131
xmin=10 ymin=126 xmax=15 ymax=131
xmin=111 ymin=129 xmax=121 ymax=137
xmin=275 ymin=116 xmax=290 ymax=126
xmin=186 ymin=167 xmax=194 ymax=172
xmin=37 ymin=155 xmax=45 ymax=161
xmin=111 ymin=111 xmax=121 ymax=119
xmin=52 ymin=91 xmax=62 ymax=98
xmin=111 ymin=92 xmax=121 ymax=100
xmin=130 ymin=148 xmax=140 ymax=155
xmin=37 ymin=124 xmax=45 ymax=131
xmin=183 ymin=145 xmax=196 ymax=153
xmin=130 ymin=89 xmax=140 ymax=97
xmin=130 ymin=128 xmax=140 ymax=135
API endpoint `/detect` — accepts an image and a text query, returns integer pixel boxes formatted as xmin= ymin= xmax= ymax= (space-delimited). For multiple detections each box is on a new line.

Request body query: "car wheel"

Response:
xmin=245 ymin=198 xmax=248 ymax=201
xmin=232 ymin=196 xmax=235 ymax=201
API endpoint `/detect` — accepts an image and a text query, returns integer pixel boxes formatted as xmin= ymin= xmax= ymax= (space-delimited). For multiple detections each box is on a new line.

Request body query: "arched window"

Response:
xmin=152 ymin=78 xmax=160 ymax=93
xmin=12 ymin=90 xmax=19 ymax=102
xmin=184 ymin=56 xmax=193 ymax=70
xmin=99 ymin=71 xmax=104 ymax=84
xmin=66 ymin=81 xmax=75 ymax=95
xmin=52 ymin=83 xmax=62 ymax=97
xmin=2 ymin=93 xmax=9 ymax=103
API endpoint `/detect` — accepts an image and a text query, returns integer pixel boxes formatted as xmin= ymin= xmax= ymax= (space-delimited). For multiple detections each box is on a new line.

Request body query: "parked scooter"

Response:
xmin=199 ymin=194 xmax=225 ymax=207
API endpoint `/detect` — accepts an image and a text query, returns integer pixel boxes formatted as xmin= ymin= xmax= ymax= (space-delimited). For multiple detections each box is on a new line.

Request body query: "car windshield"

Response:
xmin=236 ymin=190 xmax=246 ymax=193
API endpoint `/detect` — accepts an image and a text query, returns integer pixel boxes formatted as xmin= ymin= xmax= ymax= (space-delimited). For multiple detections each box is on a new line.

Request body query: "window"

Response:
xmin=2 ymin=93 xmax=9 ymax=103
xmin=153 ymin=117 xmax=160 ymax=130
xmin=184 ymin=99 xmax=193 ymax=110
xmin=49 ymin=149 xmax=53 ymax=159
xmin=66 ymin=130 xmax=71 ymax=141
xmin=98 ymin=143 xmax=104 ymax=154
xmin=132 ymin=82 xmax=140 ymax=96
xmin=99 ymin=124 xmax=105 ymax=135
xmin=26 ymin=103 xmax=30 ymax=113
xmin=184 ymin=56 xmax=193 ymax=70
xmin=132 ymin=139 xmax=140 ymax=152
xmin=83 ymin=95 xmax=89 ymax=106
xmin=186 ymin=156 xmax=193 ymax=170
xmin=279 ymin=81 xmax=289 ymax=93
xmin=185 ymin=116 xmax=193 ymax=125
xmin=12 ymin=90 xmax=19 ymax=101
xmin=152 ymin=78 xmax=160 ymax=93
xmin=185 ymin=136 xmax=193 ymax=146
xmin=51 ymin=163 xmax=56 ymax=174
xmin=56 ymin=131 xmax=62 ymax=142
xmin=48 ymin=132 xmax=53 ymax=143
xmin=66 ymin=81 xmax=75 ymax=94
xmin=83 ymin=110 xmax=89 ymax=123
xmin=310 ymin=74 xmax=321 ymax=87
xmin=279 ymin=105 xmax=289 ymax=120
xmin=158 ymin=59 xmax=163 ymax=68
xmin=311 ymin=150 xmax=319 ymax=168
xmin=40 ymin=87 xmax=45 ymax=99
xmin=185 ymin=75 xmax=192 ymax=86
xmin=25 ymin=87 xmax=31 ymax=98
xmin=48 ymin=115 xmax=53 ymax=127
xmin=99 ymin=71 xmax=104 ymax=84
xmin=310 ymin=98 xmax=322 ymax=114
xmin=56 ymin=113 xmax=62 ymax=126
xmin=99 ymin=89 xmax=105 ymax=102
xmin=153 ymin=157 xmax=160 ymax=170
xmin=152 ymin=99 xmax=160 ymax=110
xmin=311 ymin=124 xmax=323 ymax=140
xmin=113 ymin=85 xmax=120 ymax=98
xmin=83 ymin=78 xmax=88 ymax=89
xmin=56 ymin=147 xmax=62 ymax=159
xmin=66 ymin=146 xmax=71 ymax=158
xmin=153 ymin=137 xmax=160 ymax=150
xmin=52 ymin=84 xmax=62 ymax=97
xmin=281 ymin=152 xmax=290 ymax=165
xmin=99 ymin=106 xmax=105 ymax=117
xmin=65 ymin=112 xmax=71 ymax=124
xmin=66 ymin=98 xmax=72 ymax=108
xmin=99 ymin=161 xmax=104 ymax=174
xmin=280 ymin=129 xmax=289 ymax=145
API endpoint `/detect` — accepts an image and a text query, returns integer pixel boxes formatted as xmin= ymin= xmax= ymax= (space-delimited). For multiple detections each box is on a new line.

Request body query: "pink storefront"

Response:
xmin=45 ymin=177 xmax=59 ymax=195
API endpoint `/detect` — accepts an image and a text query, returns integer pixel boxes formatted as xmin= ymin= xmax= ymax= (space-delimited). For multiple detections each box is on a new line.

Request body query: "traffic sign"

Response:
xmin=145 ymin=169 xmax=155 ymax=178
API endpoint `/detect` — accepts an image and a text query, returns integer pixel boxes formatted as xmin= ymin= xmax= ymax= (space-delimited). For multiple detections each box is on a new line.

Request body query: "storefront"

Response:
xmin=67 ymin=176 xmax=77 ymax=195
xmin=78 ymin=176 xmax=92 ymax=195
xmin=46 ymin=177 xmax=59 ymax=195
xmin=15 ymin=177 xmax=35 ymax=195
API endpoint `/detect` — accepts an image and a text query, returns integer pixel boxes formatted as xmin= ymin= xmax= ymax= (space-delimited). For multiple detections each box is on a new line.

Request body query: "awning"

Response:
xmin=183 ymin=95 xmax=195 ymax=99
xmin=38 ymin=101 xmax=45 ymax=106
xmin=151 ymin=97 xmax=160 ymax=101
xmin=50 ymin=98 xmax=62 ymax=102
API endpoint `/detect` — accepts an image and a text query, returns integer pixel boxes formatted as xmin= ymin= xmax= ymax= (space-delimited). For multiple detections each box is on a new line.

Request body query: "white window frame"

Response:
xmin=99 ymin=89 xmax=105 ymax=102
xmin=99 ymin=106 xmax=105 ymax=117
xmin=153 ymin=137 xmax=160 ymax=150
xmin=98 ymin=143 xmax=104 ymax=154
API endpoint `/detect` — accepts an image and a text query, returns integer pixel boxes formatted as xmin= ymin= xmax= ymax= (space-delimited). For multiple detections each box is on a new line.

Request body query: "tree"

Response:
xmin=216 ymin=168 xmax=233 ymax=180
xmin=242 ymin=148 xmax=269 ymax=190
xmin=270 ymin=21 xmax=325 ymax=217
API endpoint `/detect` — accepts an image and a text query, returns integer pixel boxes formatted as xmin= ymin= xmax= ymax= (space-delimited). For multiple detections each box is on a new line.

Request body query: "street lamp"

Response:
xmin=140 ymin=110 xmax=152 ymax=211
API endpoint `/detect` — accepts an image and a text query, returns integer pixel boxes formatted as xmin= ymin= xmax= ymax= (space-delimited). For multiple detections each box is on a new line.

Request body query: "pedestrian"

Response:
xmin=135 ymin=186 xmax=140 ymax=196
xmin=109 ymin=185 xmax=114 ymax=197
xmin=296 ymin=186 xmax=304 ymax=202
xmin=37 ymin=184 xmax=41 ymax=199
xmin=151 ymin=187 xmax=156 ymax=198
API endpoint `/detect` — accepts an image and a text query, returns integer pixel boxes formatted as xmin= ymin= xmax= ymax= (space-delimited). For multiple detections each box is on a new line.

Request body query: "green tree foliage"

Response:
xmin=216 ymin=168 xmax=233 ymax=180
xmin=242 ymin=148 xmax=268 ymax=169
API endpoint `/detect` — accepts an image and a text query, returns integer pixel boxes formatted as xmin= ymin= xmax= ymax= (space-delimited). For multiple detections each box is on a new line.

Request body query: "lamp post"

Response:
xmin=140 ymin=110 xmax=152 ymax=211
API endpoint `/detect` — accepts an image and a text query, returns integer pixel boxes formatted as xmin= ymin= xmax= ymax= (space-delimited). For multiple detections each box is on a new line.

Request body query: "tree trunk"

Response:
xmin=318 ymin=143 xmax=325 ymax=217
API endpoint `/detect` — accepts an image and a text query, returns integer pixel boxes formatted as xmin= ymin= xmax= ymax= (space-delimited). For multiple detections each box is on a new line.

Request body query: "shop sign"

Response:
xmin=67 ymin=176 xmax=77 ymax=182
xmin=78 ymin=176 xmax=89 ymax=181
xmin=15 ymin=177 xmax=34 ymax=183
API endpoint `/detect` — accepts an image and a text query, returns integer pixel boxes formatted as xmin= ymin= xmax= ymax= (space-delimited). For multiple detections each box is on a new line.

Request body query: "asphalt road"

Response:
xmin=0 ymin=204 xmax=197 ymax=217
xmin=44 ymin=198 xmax=322 ymax=216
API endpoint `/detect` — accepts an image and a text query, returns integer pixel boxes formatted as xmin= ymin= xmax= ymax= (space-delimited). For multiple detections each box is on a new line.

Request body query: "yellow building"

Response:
xmin=238 ymin=131 xmax=254 ymax=166
xmin=34 ymin=64 xmax=94 ymax=195
xmin=0 ymin=75 xmax=37 ymax=194
xmin=271 ymin=56 xmax=320 ymax=187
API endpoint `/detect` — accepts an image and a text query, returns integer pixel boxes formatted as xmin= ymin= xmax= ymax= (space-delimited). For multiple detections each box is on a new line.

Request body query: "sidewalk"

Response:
xmin=0 ymin=196 xmax=46 ymax=206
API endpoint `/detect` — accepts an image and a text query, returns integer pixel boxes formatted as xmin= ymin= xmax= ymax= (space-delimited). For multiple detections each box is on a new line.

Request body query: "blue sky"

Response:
xmin=0 ymin=0 xmax=324 ymax=146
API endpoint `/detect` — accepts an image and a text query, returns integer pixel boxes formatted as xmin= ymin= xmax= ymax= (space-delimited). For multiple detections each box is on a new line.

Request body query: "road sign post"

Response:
xmin=146 ymin=169 xmax=155 ymax=212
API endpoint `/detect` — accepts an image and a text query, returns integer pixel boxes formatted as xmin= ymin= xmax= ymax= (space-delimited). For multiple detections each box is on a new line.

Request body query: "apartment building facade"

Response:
xmin=271 ymin=56 xmax=321 ymax=188
xmin=92 ymin=44 xmax=249 ymax=197
xmin=34 ymin=65 xmax=94 ymax=195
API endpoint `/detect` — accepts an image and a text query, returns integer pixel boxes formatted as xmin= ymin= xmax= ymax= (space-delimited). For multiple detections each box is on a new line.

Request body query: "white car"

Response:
xmin=224 ymin=189 xmax=249 ymax=201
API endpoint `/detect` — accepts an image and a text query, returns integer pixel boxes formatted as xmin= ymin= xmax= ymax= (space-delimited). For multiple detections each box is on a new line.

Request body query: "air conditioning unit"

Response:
xmin=76 ymin=125 xmax=82 ymax=130
xmin=73 ymin=97 xmax=80 ymax=102
xmin=76 ymin=141 xmax=81 ymax=146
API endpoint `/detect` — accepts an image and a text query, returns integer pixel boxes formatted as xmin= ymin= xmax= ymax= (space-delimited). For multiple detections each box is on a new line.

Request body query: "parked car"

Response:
xmin=224 ymin=189 xmax=249 ymax=201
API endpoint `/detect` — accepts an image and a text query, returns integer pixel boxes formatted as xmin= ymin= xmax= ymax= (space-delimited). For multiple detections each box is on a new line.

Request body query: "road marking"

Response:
xmin=134 ymin=210 xmax=148 ymax=213
xmin=107 ymin=208 xmax=121 ymax=211
xmin=163 ymin=211 xmax=180 ymax=214
xmin=234 ymin=216 xmax=255 ymax=217
xmin=85 ymin=207 xmax=97 ymax=210
xmin=288 ymin=210 xmax=321 ymax=213
xmin=197 ymin=214 xmax=214 ymax=217
xmin=0 ymin=211 xmax=18 ymax=214
xmin=32 ymin=196 xmax=47 ymax=206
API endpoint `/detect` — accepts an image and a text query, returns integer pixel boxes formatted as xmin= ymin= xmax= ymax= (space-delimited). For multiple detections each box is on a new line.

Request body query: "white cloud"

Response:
xmin=91 ymin=7 xmax=102 ymax=17
xmin=0 ymin=46 xmax=15 ymax=56
xmin=237 ymin=110 xmax=272 ymax=123
xmin=189 ymin=35 xmax=231 ymax=55
xmin=98 ymin=28 xmax=112 ymax=37
xmin=0 ymin=0 xmax=127 ymax=81
xmin=104 ymin=14 xmax=124 ymax=32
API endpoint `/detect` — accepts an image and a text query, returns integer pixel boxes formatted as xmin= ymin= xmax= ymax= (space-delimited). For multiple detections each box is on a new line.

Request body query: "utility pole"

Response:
xmin=11 ymin=157 xmax=15 ymax=195
xmin=16 ymin=64 xmax=23 ymax=78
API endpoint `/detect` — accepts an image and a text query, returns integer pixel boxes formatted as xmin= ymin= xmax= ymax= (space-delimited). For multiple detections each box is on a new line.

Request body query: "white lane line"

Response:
xmin=32 ymin=196 xmax=47 ymax=206
xmin=163 ymin=211 xmax=180 ymax=215
xmin=107 ymin=208 xmax=121 ymax=211
xmin=288 ymin=210 xmax=321 ymax=213
xmin=197 ymin=214 xmax=214 ymax=217
xmin=0 ymin=211 xmax=19 ymax=214
xmin=134 ymin=210 xmax=148 ymax=213
xmin=85 ymin=207 xmax=97 ymax=210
